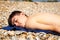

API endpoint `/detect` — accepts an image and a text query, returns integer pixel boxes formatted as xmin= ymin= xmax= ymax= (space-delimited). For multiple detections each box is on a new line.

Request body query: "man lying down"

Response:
xmin=7 ymin=10 xmax=60 ymax=35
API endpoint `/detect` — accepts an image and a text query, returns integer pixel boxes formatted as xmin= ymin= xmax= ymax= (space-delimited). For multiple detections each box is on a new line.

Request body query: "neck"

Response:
xmin=25 ymin=16 xmax=28 ymax=23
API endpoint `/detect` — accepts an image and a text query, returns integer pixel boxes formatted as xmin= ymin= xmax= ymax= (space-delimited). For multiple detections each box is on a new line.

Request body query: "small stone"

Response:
xmin=4 ymin=32 xmax=8 ymax=36
xmin=0 ymin=29 xmax=5 ymax=34
xmin=19 ymin=33 xmax=27 ymax=40
xmin=47 ymin=35 xmax=58 ymax=40
xmin=35 ymin=36 xmax=40 ymax=40
xmin=58 ymin=37 xmax=60 ymax=40
xmin=8 ymin=31 xmax=15 ymax=36
xmin=15 ymin=31 xmax=22 ymax=35
xmin=11 ymin=36 xmax=18 ymax=40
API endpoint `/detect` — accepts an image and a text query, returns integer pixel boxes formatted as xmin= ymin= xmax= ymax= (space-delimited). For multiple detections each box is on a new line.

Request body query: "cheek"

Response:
xmin=18 ymin=18 xmax=24 ymax=23
xmin=18 ymin=19 xmax=23 ymax=23
xmin=19 ymin=19 xmax=25 ymax=26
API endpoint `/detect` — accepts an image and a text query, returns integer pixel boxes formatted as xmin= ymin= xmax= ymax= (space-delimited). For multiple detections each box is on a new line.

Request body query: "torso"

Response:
xmin=25 ymin=13 xmax=60 ymax=28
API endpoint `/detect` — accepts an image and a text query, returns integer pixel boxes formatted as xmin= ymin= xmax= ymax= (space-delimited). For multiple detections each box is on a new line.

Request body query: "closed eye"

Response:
xmin=13 ymin=19 xmax=18 ymax=25
xmin=14 ymin=20 xmax=17 ymax=22
xmin=14 ymin=19 xmax=17 ymax=22
xmin=14 ymin=19 xmax=22 ymax=24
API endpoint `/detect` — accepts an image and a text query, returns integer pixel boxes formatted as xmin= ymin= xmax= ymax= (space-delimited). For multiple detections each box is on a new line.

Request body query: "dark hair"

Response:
xmin=8 ymin=11 xmax=22 ymax=27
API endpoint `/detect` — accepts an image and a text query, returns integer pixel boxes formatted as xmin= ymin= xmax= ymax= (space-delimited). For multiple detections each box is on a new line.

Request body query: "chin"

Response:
xmin=20 ymin=25 xmax=25 ymax=28
xmin=17 ymin=24 xmax=25 ymax=28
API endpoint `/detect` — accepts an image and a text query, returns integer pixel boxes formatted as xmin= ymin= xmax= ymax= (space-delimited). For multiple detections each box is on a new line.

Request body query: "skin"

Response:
xmin=12 ymin=12 xmax=60 ymax=33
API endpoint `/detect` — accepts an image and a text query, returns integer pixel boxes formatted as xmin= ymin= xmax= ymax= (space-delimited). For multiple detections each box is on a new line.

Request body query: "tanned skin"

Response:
xmin=12 ymin=12 xmax=60 ymax=33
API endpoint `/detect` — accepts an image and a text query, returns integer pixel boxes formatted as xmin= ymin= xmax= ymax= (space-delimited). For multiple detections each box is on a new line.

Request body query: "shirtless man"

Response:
xmin=8 ymin=11 xmax=60 ymax=33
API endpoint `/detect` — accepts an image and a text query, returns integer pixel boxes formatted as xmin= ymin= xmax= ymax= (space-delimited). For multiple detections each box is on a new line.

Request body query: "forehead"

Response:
xmin=12 ymin=15 xmax=18 ymax=19
xmin=11 ymin=12 xmax=25 ymax=23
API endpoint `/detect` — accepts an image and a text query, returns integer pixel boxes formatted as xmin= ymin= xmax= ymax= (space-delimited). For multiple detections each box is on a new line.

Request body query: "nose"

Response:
xmin=14 ymin=23 xmax=19 ymax=26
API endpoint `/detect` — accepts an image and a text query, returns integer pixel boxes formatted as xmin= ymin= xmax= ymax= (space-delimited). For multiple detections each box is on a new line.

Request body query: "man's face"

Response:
xmin=12 ymin=13 xmax=27 ymax=27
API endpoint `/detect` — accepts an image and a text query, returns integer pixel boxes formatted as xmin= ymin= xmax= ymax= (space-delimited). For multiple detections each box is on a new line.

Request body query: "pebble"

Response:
xmin=15 ymin=31 xmax=25 ymax=35
xmin=7 ymin=31 xmax=15 ymax=36
xmin=11 ymin=36 xmax=18 ymax=40
xmin=58 ymin=37 xmax=60 ymax=40
xmin=0 ymin=29 xmax=60 ymax=40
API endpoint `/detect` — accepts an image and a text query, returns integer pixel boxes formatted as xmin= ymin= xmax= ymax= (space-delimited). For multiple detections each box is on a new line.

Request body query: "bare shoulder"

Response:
xmin=25 ymin=14 xmax=37 ymax=28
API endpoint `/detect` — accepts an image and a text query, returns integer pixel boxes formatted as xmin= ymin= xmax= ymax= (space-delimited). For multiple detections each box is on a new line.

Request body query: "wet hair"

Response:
xmin=8 ymin=11 xmax=22 ymax=27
